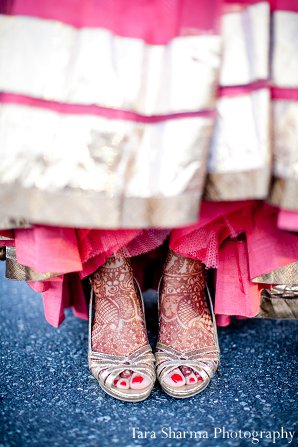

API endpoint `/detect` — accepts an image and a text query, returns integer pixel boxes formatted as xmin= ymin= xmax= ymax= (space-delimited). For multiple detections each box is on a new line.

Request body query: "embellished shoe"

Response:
xmin=155 ymin=250 xmax=220 ymax=399
xmin=88 ymin=258 xmax=156 ymax=403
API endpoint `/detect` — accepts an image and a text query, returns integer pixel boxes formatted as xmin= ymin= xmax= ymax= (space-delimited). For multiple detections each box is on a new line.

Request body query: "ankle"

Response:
xmin=163 ymin=250 xmax=205 ymax=278
xmin=99 ymin=256 xmax=133 ymax=273
xmin=91 ymin=256 xmax=133 ymax=294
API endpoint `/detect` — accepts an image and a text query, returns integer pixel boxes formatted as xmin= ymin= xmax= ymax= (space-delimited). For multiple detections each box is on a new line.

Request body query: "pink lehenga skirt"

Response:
xmin=0 ymin=0 xmax=298 ymax=327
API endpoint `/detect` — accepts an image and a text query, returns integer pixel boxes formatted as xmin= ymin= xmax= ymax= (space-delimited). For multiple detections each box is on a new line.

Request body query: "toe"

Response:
xmin=185 ymin=373 xmax=197 ymax=385
xmin=164 ymin=368 xmax=186 ymax=388
xmin=116 ymin=377 xmax=130 ymax=389
xmin=119 ymin=369 xmax=132 ymax=379
xmin=194 ymin=370 xmax=204 ymax=382
xmin=180 ymin=366 xmax=193 ymax=377
xmin=179 ymin=366 xmax=204 ymax=384
xmin=113 ymin=369 xmax=132 ymax=389
xmin=130 ymin=373 xmax=151 ymax=390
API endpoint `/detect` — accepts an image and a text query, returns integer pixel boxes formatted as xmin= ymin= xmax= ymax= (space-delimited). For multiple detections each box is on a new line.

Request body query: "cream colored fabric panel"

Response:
xmin=205 ymin=89 xmax=271 ymax=200
xmin=0 ymin=15 xmax=220 ymax=115
xmin=208 ymin=89 xmax=270 ymax=173
xmin=220 ymin=2 xmax=270 ymax=86
xmin=272 ymin=11 xmax=298 ymax=88
xmin=270 ymin=100 xmax=298 ymax=211
xmin=0 ymin=103 xmax=213 ymax=228
xmin=0 ymin=103 xmax=212 ymax=197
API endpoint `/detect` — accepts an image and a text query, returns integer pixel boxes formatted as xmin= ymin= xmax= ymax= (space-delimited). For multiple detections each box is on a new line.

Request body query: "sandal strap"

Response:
xmin=89 ymin=343 xmax=156 ymax=386
xmin=155 ymin=341 xmax=219 ymax=382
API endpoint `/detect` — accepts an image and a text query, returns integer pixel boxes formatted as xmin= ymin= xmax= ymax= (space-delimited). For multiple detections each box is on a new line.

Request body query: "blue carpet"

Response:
xmin=0 ymin=262 xmax=297 ymax=447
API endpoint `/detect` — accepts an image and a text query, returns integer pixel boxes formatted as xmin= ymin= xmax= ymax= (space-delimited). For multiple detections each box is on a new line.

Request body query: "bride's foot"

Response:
xmin=91 ymin=256 xmax=152 ymax=391
xmin=157 ymin=250 xmax=218 ymax=390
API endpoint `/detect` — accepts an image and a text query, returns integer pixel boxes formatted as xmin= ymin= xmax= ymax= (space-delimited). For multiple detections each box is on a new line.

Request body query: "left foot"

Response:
xmin=158 ymin=250 xmax=216 ymax=388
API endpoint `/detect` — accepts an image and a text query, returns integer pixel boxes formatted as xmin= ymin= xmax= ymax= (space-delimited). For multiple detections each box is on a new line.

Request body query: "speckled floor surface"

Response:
xmin=0 ymin=262 xmax=297 ymax=447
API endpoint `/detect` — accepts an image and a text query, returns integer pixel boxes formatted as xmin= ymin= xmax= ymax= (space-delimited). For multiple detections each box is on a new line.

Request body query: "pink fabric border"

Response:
xmin=0 ymin=93 xmax=214 ymax=122
xmin=9 ymin=0 xmax=222 ymax=42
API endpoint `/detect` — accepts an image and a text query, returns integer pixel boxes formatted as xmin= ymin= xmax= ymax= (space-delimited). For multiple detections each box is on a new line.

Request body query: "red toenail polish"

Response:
xmin=198 ymin=377 xmax=203 ymax=381
xmin=132 ymin=376 xmax=143 ymax=384
xmin=171 ymin=373 xmax=183 ymax=383
xmin=189 ymin=377 xmax=195 ymax=383
xmin=120 ymin=381 xmax=126 ymax=386
xmin=113 ymin=379 xmax=118 ymax=386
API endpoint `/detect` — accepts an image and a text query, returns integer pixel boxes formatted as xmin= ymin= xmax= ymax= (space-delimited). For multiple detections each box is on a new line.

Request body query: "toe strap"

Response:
xmin=89 ymin=344 xmax=156 ymax=388
xmin=155 ymin=342 xmax=219 ymax=384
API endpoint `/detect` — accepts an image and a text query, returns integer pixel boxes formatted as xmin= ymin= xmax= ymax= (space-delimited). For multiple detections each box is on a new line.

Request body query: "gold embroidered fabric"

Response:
xmin=205 ymin=169 xmax=270 ymax=200
xmin=256 ymin=287 xmax=298 ymax=320
xmin=5 ymin=247 xmax=60 ymax=281
xmin=252 ymin=261 xmax=298 ymax=285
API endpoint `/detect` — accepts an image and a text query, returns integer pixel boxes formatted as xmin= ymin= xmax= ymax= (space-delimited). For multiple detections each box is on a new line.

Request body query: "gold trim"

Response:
xmin=0 ymin=216 xmax=31 ymax=230
xmin=252 ymin=261 xmax=298 ymax=285
xmin=269 ymin=177 xmax=298 ymax=212
xmin=204 ymin=168 xmax=271 ymax=200
xmin=256 ymin=289 xmax=298 ymax=320
xmin=0 ymin=184 xmax=202 ymax=229
xmin=5 ymin=246 xmax=60 ymax=281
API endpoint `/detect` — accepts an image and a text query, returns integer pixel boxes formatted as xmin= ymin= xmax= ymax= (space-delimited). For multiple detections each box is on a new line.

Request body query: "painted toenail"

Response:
xmin=132 ymin=376 xmax=143 ymax=384
xmin=164 ymin=368 xmax=186 ymax=387
xmin=130 ymin=373 xmax=151 ymax=390
xmin=113 ymin=379 xmax=118 ymax=386
xmin=194 ymin=371 xmax=203 ymax=381
xmin=116 ymin=378 xmax=129 ymax=389
xmin=171 ymin=373 xmax=183 ymax=383
xmin=186 ymin=373 xmax=197 ymax=385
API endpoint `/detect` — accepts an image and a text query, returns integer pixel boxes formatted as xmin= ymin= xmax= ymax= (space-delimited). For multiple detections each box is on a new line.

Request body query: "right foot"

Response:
xmin=91 ymin=256 xmax=152 ymax=391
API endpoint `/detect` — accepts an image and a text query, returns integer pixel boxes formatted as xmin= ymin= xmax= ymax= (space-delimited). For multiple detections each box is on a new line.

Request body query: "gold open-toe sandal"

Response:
xmin=155 ymin=285 xmax=220 ymax=399
xmin=88 ymin=279 xmax=156 ymax=403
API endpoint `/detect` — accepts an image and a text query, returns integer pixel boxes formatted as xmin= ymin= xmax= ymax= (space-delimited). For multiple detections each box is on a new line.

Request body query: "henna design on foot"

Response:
xmin=91 ymin=256 xmax=149 ymax=390
xmin=158 ymin=250 xmax=216 ymax=387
